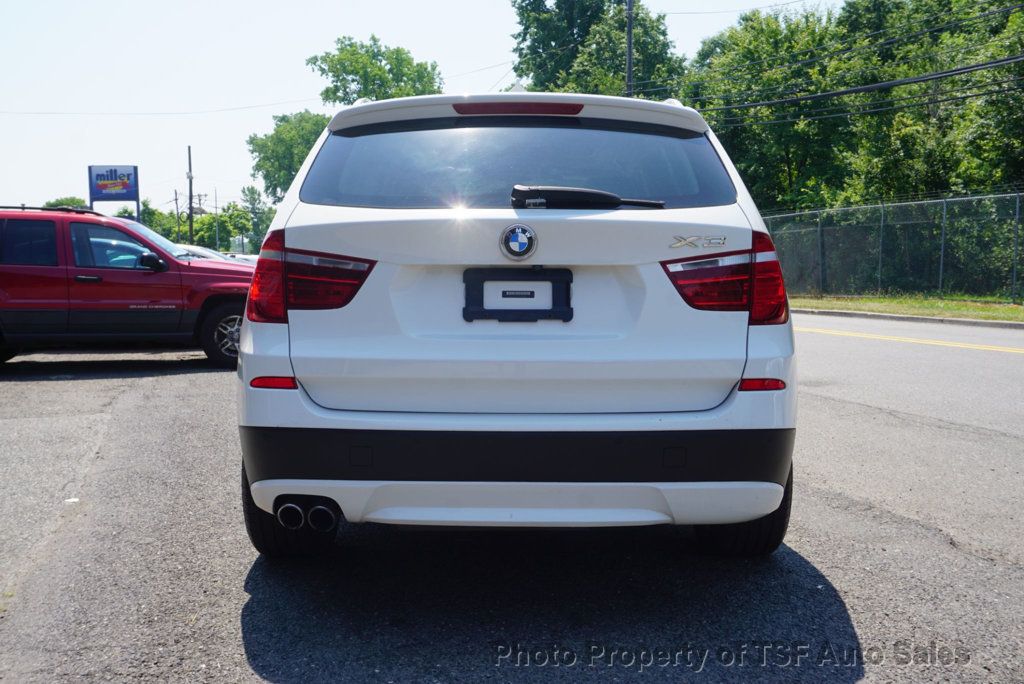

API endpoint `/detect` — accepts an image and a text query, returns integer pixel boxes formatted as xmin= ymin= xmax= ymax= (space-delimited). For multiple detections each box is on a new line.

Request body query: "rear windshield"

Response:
xmin=300 ymin=116 xmax=736 ymax=209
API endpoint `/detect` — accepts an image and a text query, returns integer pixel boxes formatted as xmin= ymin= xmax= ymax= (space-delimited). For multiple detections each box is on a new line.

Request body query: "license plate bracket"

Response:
xmin=463 ymin=267 xmax=573 ymax=322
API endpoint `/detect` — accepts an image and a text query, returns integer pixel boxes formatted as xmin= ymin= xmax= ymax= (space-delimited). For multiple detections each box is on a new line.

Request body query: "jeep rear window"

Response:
xmin=0 ymin=219 xmax=58 ymax=266
xmin=300 ymin=117 xmax=737 ymax=209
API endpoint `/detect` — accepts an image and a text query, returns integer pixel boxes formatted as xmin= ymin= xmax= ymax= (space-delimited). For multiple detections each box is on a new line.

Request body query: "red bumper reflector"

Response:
xmin=250 ymin=376 xmax=298 ymax=389
xmin=739 ymin=378 xmax=787 ymax=391
xmin=452 ymin=102 xmax=583 ymax=116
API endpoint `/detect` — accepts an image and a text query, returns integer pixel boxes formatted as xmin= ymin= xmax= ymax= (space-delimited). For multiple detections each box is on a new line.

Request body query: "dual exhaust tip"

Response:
xmin=276 ymin=502 xmax=337 ymax=532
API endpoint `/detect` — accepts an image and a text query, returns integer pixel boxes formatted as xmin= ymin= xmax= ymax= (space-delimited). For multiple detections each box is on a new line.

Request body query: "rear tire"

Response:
xmin=241 ymin=465 xmax=334 ymax=557
xmin=694 ymin=466 xmax=792 ymax=557
xmin=200 ymin=302 xmax=243 ymax=369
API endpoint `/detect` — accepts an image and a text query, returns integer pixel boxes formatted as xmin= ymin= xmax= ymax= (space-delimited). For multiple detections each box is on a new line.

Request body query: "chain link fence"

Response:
xmin=763 ymin=193 xmax=1023 ymax=301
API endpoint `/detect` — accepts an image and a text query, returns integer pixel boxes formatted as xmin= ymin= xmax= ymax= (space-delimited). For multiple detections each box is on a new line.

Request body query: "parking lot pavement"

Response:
xmin=0 ymin=318 xmax=1022 ymax=682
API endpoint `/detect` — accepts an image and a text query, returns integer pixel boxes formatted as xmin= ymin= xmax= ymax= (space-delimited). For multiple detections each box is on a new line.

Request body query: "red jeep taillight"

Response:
xmin=246 ymin=229 xmax=375 ymax=324
xmin=661 ymin=231 xmax=788 ymax=325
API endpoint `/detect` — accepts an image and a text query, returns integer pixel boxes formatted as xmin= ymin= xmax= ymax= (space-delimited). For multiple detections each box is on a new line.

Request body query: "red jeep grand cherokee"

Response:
xmin=0 ymin=206 xmax=253 ymax=367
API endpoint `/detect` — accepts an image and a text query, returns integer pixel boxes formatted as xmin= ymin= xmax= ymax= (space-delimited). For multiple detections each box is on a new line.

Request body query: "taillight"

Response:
xmin=246 ymin=230 xmax=286 ymax=323
xmin=749 ymin=232 xmax=788 ymax=325
xmin=661 ymin=231 xmax=788 ymax=325
xmin=284 ymin=248 xmax=375 ymax=310
xmin=245 ymin=229 xmax=375 ymax=324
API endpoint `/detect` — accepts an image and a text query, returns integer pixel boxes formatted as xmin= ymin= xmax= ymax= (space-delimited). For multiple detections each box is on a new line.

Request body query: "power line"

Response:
xmin=733 ymin=2 xmax=1022 ymax=78
xmin=633 ymin=34 xmax=1014 ymax=98
xmin=457 ymin=0 xmax=990 ymax=95
xmin=509 ymin=39 xmax=585 ymax=70
xmin=719 ymin=82 xmax=1020 ymax=127
xmin=473 ymin=38 xmax=585 ymax=89
xmin=447 ymin=60 xmax=514 ymax=79
xmin=704 ymin=53 xmax=1024 ymax=111
xmin=630 ymin=2 xmax=1022 ymax=94
xmin=488 ymin=66 xmax=517 ymax=92
xmin=630 ymin=35 xmax=1015 ymax=102
xmin=695 ymin=0 xmax=1019 ymax=81
xmin=722 ymin=81 xmax=1022 ymax=127
xmin=717 ymin=74 xmax=1024 ymax=122
xmin=661 ymin=0 xmax=808 ymax=15
xmin=0 ymin=97 xmax=322 ymax=117
xmin=633 ymin=31 xmax=1019 ymax=99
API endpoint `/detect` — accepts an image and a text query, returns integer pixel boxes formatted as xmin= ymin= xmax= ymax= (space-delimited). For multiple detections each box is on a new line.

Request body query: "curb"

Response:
xmin=791 ymin=307 xmax=1024 ymax=331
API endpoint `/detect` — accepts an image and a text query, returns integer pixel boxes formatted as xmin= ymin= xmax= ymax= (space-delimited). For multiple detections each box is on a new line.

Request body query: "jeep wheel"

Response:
xmin=200 ymin=302 xmax=243 ymax=369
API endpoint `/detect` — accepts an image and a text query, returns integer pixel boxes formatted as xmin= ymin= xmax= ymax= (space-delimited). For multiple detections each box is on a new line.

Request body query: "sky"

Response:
xmin=0 ymin=0 xmax=841 ymax=212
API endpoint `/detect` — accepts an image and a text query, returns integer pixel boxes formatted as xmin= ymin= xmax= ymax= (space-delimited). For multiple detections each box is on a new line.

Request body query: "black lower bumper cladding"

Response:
xmin=240 ymin=427 xmax=794 ymax=486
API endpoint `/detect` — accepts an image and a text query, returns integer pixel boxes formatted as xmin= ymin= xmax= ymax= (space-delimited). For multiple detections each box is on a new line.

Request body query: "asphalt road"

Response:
xmin=0 ymin=313 xmax=1021 ymax=682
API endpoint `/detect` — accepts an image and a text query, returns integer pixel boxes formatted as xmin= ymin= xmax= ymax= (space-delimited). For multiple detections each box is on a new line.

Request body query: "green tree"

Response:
xmin=512 ymin=0 xmax=608 ymax=91
xmin=43 ymin=196 xmax=88 ymax=208
xmin=947 ymin=9 xmax=1024 ymax=192
xmin=306 ymin=35 xmax=443 ymax=105
xmin=684 ymin=9 xmax=844 ymax=209
xmin=240 ymin=185 xmax=276 ymax=247
xmin=681 ymin=0 xmax=1024 ymax=211
xmin=114 ymin=199 xmax=179 ymax=239
xmin=248 ymin=35 xmax=443 ymax=204
xmin=194 ymin=202 xmax=253 ymax=251
xmin=559 ymin=2 xmax=685 ymax=96
xmin=246 ymin=110 xmax=329 ymax=203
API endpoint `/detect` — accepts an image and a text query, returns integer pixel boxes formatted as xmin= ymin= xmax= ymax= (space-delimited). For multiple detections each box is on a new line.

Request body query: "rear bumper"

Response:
xmin=241 ymin=427 xmax=794 ymax=526
xmin=249 ymin=479 xmax=786 ymax=526
xmin=240 ymin=426 xmax=794 ymax=484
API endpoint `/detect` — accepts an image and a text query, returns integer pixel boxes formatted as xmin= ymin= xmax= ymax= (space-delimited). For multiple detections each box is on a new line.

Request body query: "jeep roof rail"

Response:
xmin=0 ymin=205 xmax=105 ymax=216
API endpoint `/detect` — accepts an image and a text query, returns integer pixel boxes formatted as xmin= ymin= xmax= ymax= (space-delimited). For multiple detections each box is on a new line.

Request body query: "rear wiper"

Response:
xmin=510 ymin=184 xmax=665 ymax=209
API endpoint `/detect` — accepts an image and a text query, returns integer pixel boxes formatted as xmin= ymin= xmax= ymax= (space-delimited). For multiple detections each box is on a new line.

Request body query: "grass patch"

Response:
xmin=790 ymin=294 xmax=1024 ymax=323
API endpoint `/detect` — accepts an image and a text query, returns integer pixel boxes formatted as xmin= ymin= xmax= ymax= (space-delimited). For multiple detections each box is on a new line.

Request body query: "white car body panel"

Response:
xmin=237 ymin=323 xmax=796 ymax=431
xmin=237 ymin=92 xmax=797 ymax=530
xmin=250 ymin=480 xmax=784 ymax=526
xmin=284 ymin=203 xmax=754 ymax=413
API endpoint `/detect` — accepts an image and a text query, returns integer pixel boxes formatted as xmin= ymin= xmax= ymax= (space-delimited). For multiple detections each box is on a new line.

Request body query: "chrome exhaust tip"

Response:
xmin=276 ymin=503 xmax=304 ymax=530
xmin=307 ymin=505 xmax=337 ymax=533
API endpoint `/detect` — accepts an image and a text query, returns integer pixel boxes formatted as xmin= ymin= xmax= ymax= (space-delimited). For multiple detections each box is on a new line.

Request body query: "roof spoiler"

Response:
xmin=328 ymin=93 xmax=710 ymax=134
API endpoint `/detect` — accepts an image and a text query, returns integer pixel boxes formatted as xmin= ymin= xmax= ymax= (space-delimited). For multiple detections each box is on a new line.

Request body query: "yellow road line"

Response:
xmin=794 ymin=327 xmax=1024 ymax=355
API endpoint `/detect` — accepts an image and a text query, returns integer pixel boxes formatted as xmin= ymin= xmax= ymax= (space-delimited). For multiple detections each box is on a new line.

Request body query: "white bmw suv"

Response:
xmin=238 ymin=93 xmax=795 ymax=558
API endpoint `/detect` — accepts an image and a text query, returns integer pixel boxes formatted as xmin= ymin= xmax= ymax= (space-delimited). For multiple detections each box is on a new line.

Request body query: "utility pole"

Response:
xmin=625 ymin=0 xmax=635 ymax=97
xmin=187 ymin=145 xmax=194 ymax=244
xmin=214 ymin=188 xmax=220 ymax=252
xmin=173 ymin=190 xmax=181 ymax=243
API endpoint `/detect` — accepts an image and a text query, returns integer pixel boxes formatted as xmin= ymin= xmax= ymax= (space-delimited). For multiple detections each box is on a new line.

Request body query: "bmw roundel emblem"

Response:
xmin=500 ymin=224 xmax=537 ymax=260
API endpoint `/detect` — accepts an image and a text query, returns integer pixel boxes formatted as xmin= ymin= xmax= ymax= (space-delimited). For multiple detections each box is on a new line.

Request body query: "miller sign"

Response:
xmin=88 ymin=165 xmax=139 ymax=202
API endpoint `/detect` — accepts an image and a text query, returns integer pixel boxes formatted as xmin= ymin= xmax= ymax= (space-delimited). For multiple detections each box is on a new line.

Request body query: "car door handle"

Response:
xmin=75 ymin=275 xmax=103 ymax=283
